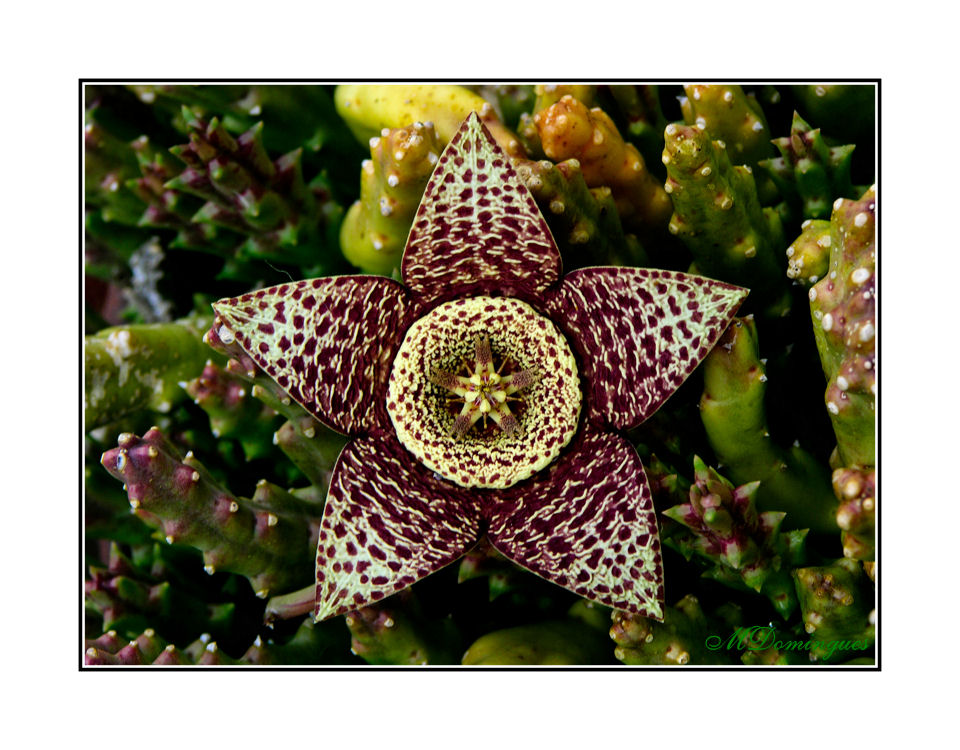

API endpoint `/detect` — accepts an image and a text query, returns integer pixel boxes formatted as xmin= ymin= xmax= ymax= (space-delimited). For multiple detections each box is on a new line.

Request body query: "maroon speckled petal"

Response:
xmin=546 ymin=267 xmax=748 ymax=430
xmin=401 ymin=112 xmax=562 ymax=303
xmin=314 ymin=432 xmax=482 ymax=621
xmin=211 ymin=276 xmax=409 ymax=436
xmin=485 ymin=425 xmax=664 ymax=619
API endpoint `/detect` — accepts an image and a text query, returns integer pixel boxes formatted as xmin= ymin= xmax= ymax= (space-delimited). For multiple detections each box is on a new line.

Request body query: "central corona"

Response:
xmin=386 ymin=296 xmax=582 ymax=489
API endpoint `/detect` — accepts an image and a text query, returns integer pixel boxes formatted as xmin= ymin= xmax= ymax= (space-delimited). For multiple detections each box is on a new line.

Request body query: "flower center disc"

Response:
xmin=387 ymin=296 xmax=581 ymax=489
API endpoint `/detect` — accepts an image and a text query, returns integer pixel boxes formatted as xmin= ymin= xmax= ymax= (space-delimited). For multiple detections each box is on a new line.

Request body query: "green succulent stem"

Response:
xmin=662 ymin=457 xmax=807 ymax=618
xmin=663 ymin=123 xmax=788 ymax=315
xmin=100 ymin=428 xmax=320 ymax=598
xmin=610 ymin=594 xmax=733 ymax=665
xmin=759 ymin=111 xmax=856 ymax=221
xmin=680 ymin=85 xmax=773 ymax=169
xmin=85 ymin=317 xmax=211 ymax=430
xmin=786 ymin=219 xmax=832 ymax=286
xmin=793 ymin=559 xmax=875 ymax=663
xmin=339 ymin=122 xmax=443 ymax=275
xmin=515 ymin=158 xmax=648 ymax=269
xmin=808 ymin=187 xmax=876 ymax=469
xmin=700 ymin=317 xmax=836 ymax=533
xmin=334 ymin=84 xmax=524 ymax=157
xmin=345 ymin=590 xmax=460 ymax=665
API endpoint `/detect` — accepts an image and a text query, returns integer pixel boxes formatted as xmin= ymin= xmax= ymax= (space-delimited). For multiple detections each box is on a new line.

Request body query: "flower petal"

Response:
xmin=315 ymin=432 xmax=482 ymax=620
xmin=485 ymin=425 xmax=664 ymax=620
xmin=211 ymin=276 xmax=409 ymax=436
xmin=401 ymin=112 xmax=562 ymax=302
xmin=546 ymin=267 xmax=747 ymax=430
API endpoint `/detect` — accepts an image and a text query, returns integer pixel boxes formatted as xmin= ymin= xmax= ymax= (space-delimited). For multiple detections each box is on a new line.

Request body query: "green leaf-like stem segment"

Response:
xmin=429 ymin=334 xmax=537 ymax=438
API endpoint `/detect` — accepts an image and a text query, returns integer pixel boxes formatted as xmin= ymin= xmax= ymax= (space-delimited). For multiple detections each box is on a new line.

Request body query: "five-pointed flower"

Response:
xmin=207 ymin=113 xmax=747 ymax=622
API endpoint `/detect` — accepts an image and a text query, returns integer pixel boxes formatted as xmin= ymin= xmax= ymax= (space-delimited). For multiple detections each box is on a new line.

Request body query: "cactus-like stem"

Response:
xmin=610 ymin=594 xmax=731 ymax=665
xmin=85 ymin=542 xmax=235 ymax=640
xmin=154 ymin=633 xmax=241 ymax=665
xmin=533 ymin=95 xmax=672 ymax=234
xmin=87 ymin=615 xmax=353 ymax=666
xmin=679 ymin=85 xmax=773 ymax=169
xmin=515 ymin=87 xmax=597 ymax=161
xmin=663 ymin=457 xmax=807 ymax=618
xmin=514 ymin=158 xmax=647 ymax=269
xmin=462 ymin=619 xmax=612 ymax=665
xmin=700 ymin=317 xmax=837 ymax=533
xmin=786 ymin=219 xmax=832 ymax=286
xmin=85 ymin=627 xmax=170 ymax=665
xmin=168 ymin=108 xmax=342 ymax=271
xmin=183 ymin=360 xmax=279 ymax=461
xmin=334 ymin=84 xmax=524 ymax=157
xmin=663 ymin=123 xmax=787 ymax=311
xmin=793 ymin=559 xmax=875 ymax=663
xmin=127 ymin=136 xmax=230 ymax=253
xmin=339 ymin=122 xmax=443 ymax=275
xmin=467 ymin=85 xmax=536 ymax=130
xmin=252 ymin=381 xmax=346 ymax=490
xmin=101 ymin=428 xmax=319 ymax=598
xmin=84 ymin=113 xmax=141 ymax=215
xmin=263 ymin=582 xmax=317 ymax=625
xmin=808 ymin=187 xmax=876 ymax=468
xmin=760 ymin=111 xmax=856 ymax=221
xmin=85 ymin=318 xmax=211 ymax=430
xmin=606 ymin=85 xmax=668 ymax=171
xmin=344 ymin=590 xmax=460 ymax=665
xmin=138 ymin=86 xmax=349 ymax=153
xmin=203 ymin=324 xmax=349 ymax=489
xmin=271 ymin=414 xmax=347 ymax=491
xmin=833 ymin=467 xmax=875 ymax=561
xmin=534 ymin=84 xmax=597 ymax=112
xmin=244 ymin=617 xmax=354 ymax=665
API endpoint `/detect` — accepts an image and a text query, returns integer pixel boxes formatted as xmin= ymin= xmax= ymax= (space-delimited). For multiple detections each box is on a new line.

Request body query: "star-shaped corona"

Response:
xmin=207 ymin=112 xmax=748 ymax=622
xmin=431 ymin=333 xmax=533 ymax=437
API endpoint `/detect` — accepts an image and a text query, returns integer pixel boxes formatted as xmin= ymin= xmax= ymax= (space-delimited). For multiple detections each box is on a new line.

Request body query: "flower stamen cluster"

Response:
xmin=429 ymin=334 xmax=537 ymax=438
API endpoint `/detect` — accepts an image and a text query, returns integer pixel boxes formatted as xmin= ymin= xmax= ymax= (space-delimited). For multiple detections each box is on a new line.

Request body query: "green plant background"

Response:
xmin=84 ymin=83 xmax=876 ymax=666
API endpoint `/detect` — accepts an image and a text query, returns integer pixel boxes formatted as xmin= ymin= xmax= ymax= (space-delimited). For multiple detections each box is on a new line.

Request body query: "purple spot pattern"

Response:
xmin=486 ymin=424 xmax=664 ymax=619
xmin=206 ymin=114 xmax=754 ymax=623
xmin=314 ymin=432 xmax=481 ymax=620
xmin=546 ymin=267 xmax=747 ymax=430
xmin=401 ymin=113 xmax=562 ymax=302
xmin=212 ymin=276 xmax=409 ymax=436
xmin=386 ymin=296 xmax=580 ymax=489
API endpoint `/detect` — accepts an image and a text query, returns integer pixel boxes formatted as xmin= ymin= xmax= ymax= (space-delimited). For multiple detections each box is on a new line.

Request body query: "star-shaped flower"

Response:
xmin=207 ymin=113 xmax=747 ymax=622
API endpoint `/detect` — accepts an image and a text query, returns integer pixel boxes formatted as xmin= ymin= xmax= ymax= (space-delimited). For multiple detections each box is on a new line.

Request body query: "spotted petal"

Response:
xmin=315 ymin=432 xmax=482 ymax=620
xmin=546 ymin=267 xmax=747 ymax=430
xmin=402 ymin=112 xmax=562 ymax=303
xmin=485 ymin=425 xmax=664 ymax=619
xmin=212 ymin=276 xmax=409 ymax=436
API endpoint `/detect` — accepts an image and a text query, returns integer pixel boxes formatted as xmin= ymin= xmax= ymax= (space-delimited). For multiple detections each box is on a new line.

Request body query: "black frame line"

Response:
xmin=79 ymin=78 xmax=881 ymax=672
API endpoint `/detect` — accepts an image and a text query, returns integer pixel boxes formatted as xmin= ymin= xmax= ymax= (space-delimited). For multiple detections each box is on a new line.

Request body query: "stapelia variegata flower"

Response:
xmin=207 ymin=113 xmax=747 ymax=622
